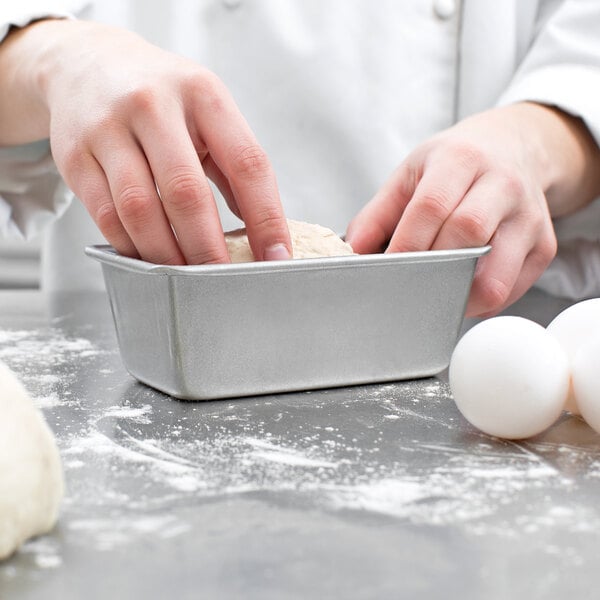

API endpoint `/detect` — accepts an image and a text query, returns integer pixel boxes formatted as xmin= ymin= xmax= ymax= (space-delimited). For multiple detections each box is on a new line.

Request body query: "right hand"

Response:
xmin=23 ymin=20 xmax=292 ymax=264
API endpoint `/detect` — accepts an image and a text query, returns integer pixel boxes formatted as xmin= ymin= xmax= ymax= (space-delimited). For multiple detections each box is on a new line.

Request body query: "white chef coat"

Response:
xmin=1 ymin=0 xmax=600 ymax=298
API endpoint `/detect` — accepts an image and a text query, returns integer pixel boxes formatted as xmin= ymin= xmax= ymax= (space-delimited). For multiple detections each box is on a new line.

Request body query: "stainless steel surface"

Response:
xmin=86 ymin=245 xmax=489 ymax=400
xmin=1 ymin=288 xmax=600 ymax=599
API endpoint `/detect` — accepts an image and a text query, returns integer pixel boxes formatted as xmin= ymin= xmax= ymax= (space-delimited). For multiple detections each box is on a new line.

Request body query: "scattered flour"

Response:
xmin=67 ymin=514 xmax=191 ymax=552
xmin=2 ymin=327 xmax=600 ymax=568
xmin=53 ymin=382 xmax=594 ymax=550
xmin=0 ymin=328 xmax=103 ymax=410
xmin=18 ymin=538 xmax=62 ymax=570
xmin=244 ymin=437 xmax=339 ymax=469
xmin=33 ymin=393 xmax=62 ymax=410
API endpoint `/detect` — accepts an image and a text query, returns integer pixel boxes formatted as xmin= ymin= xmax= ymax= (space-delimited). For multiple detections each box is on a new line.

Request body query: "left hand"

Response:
xmin=346 ymin=103 xmax=599 ymax=317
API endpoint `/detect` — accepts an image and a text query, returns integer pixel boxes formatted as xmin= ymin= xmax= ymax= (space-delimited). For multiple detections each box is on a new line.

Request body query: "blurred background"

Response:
xmin=0 ymin=238 xmax=40 ymax=289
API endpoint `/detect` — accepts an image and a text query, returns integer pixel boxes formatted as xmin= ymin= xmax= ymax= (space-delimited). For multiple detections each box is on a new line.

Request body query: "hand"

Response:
xmin=1 ymin=20 xmax=291 ymax=264
xmin=347 ymin=103 xmax=600 ymax=317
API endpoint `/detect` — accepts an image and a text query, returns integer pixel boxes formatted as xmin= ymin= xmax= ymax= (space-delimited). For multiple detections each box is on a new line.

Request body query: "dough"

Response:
xmin=0 ymin=361 xmax=63 ymax=561
xmin=225 ymin=219 xmax=355 ymax=263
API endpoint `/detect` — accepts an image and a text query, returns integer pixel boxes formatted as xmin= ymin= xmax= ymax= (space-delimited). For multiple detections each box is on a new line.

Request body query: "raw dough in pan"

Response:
xmin=225 ymin=219 xmax=355 ymax=262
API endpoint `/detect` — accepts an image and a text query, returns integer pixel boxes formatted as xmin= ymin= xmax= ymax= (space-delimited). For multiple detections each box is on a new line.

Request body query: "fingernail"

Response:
xmin=264 ymin=244 xmax=291 ymax=261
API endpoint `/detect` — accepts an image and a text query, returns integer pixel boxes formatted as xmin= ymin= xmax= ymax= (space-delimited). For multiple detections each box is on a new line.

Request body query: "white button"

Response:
xmin=433 ymin=0 xmax=456 ymax=20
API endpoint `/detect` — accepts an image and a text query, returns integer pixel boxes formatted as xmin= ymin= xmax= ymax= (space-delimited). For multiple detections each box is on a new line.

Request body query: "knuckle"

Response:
xmin=94 ymin=201 xmax=122 ymax=236
xmin=418 ymin=188 xmax=453 ymax=224
xmin=500 ymin=173 xmax=527 ymax=199
xmin=163 ymin=170 xmax=206 ymax=213
xmin=250 ymin=209 xmax=287 ymax=234
xmin=125 ymin=85 xmax=162 ymax=117
xmin=450 ymin=208 xmax=491 ymax=246
xmin=117 ymin=185 xmax=153 ymax=224
xmin=191 ymin=70 xmax=227 ymax=112
xmin=476 ymin=276 xmax=511 ymax=313
xmin=230 ymin=144 xmax=271 ymax=179
xmin=449 ymin=142 xmax=486 ymax=171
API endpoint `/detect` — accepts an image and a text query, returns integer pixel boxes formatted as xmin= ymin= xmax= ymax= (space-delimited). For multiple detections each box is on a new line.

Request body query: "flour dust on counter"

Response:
xmin=0 ymin=328 xmax=104 ymax=411
xmin=2 ymin=309 xmax=600 ymax=589
xmin=28 ymin=376 xmax=597 ymax=560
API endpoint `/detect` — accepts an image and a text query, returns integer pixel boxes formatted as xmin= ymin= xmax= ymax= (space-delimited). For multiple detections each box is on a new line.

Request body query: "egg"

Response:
xmin=571 ymin=337 xmax=600 ymax=434
xmin=449 ymin=316 xmax=570 ymax=439
xmin=547 ymin=298 xmax=600 ymax=414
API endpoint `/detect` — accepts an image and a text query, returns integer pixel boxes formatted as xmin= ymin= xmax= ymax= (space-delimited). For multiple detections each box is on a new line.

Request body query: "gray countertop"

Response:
xmin=0 ymin=288 xmax=599 ymax=599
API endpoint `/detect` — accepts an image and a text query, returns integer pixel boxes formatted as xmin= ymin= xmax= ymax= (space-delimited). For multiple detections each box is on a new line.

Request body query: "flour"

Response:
xmin=244 ymin=438 xmax=339 ymax=469
xmin=323 ymin=455 xmax=564 ymax=531
xmin=0 ymin=330 xmax=97 ymax=360
xmin=17 ymin=537 xmax=62 ymax=570
xmin=33 ymin=393 xmax=61 ymax=410
xmin=67 ymin=515 xmax=191 ymax=552
xmin=0 ymin=328 xmax=102 ymax=411
xmin=50 ymin=381 xmax=589 ymax=551
xmin=101 ymin=404 xmax=153 ymax=421
xmin=2 ymin=326 xmax=599 ymax=567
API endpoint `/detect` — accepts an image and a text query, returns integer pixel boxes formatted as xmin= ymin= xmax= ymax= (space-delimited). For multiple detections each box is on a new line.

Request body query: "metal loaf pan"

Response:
xmin=86 ymin=245 xmax=489 ymax=400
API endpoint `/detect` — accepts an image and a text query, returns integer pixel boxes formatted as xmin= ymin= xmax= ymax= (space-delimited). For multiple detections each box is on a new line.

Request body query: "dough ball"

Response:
xmin=572 ymin=337 xmax=600 ymax=435
xmin=449 ymin=316 xmax=570 ymax=440
xmin=547 ymin=298 xmax=600 ymax=415
xmin=224 ymin=219 xmax=355 ymax=263
xmin=0 ymin=361 xmax=64 ymax=561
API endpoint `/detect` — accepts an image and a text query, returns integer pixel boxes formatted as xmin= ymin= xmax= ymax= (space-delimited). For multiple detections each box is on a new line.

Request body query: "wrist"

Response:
xmin=21 ymin=19 xmax=81 ymax=118
xmin=0 ymin=18 xmax=75 ymax=145
xmin=505 ymin=102 xmax=600 ymax=216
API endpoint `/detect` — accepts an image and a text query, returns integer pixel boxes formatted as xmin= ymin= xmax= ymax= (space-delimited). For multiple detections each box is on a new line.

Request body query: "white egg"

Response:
xmin=449 ymin=316 xmax=570 ymax=439
xmin=571 ymin=337 xmax=600 ymax=434
xmin=547 ymin=298 xmax=600 ymax=414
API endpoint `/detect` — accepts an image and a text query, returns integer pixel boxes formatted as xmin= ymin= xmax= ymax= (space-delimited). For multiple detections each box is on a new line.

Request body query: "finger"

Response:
xmin=465 ymin=226 xmax=533 ymax=317
xmin=386 ymin=156 xmax=480 ymax=253
xmin=470 ymin=232 xmax=556 ymax=317
xmin=501 ymin=246 xmax=556 ymax=309
xmin=93 ymin=135 xmax=186 ymax=265
xmin=189 ymin=77 xmax=291 ymax=260
xmin=68 ymin=154 xmax=138 ymax=258
xmin=431 ymin=175 xmax=504 ymax=251
xmin=345 ymin=160 xmax=419 ymax=254
xmin=132 ymin=111 xmax=231 ymax=265
xmin=201 ymin=154 xmax=241 ymax=220
xmin=437 ymin=176 xmax=556 ymax=316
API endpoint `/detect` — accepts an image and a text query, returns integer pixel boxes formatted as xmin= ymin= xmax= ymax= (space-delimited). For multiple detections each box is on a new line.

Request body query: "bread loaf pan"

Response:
xmin=86 ymin=245 xmax=489 ymax=400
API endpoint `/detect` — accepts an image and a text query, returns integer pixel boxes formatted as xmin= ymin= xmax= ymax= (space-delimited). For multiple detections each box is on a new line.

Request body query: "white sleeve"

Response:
xmin=535 ymin=239 xmax=600 ymax=300
xmin=0 ymin=1 xmax=91 ymax=240
xmin=497 ymin=0 xmax=600 ymax=145
xmin=0 ymin=1 xmax=91 ymax=43
xmin=497 ymin=0 xmax=600 ymax=301
xmin=0 ymin=142 xmax=74 ymax=240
